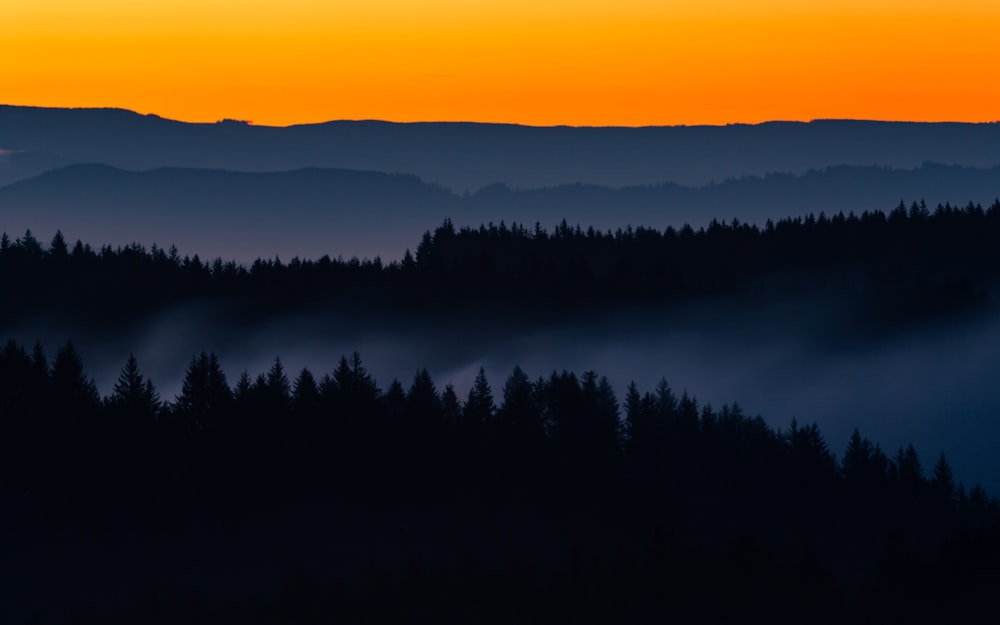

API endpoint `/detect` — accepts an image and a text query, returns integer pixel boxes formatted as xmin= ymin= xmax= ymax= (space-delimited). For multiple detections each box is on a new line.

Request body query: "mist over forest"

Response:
xmin=4 ymin=106 xmax=1000 ymax=622
xmin=3 ymin=203 xmax=1000 ymax=492
xmin=11 ymin=290 xmax=1000 ymax=493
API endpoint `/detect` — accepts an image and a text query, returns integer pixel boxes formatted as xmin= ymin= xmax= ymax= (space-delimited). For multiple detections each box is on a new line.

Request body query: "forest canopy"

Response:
xmin=1 ymin=199 xmax=998 ymax=328
xmin=4 ymin=201 xmax=1000 ymax=623
xmin=2 ymin=338 xmax=999 ymax=623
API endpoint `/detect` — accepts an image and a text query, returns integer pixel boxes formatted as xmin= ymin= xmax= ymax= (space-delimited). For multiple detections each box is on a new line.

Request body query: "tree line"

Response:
xmin=3 ymin=338 xmax=999 ymax=623
xmin=2 ymin=199 xmax=999 ymax=327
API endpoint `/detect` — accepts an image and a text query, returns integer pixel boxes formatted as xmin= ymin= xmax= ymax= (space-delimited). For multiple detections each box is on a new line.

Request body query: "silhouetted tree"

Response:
xmin=261 ymin=357 xmax=291 ymax=417
xmin=107 ymin=354 xmax=160 ymax=421
xmin=931 ymin=452 xmax=957 ymax=507
xmin=330 ymin=351 xmax=379 ymax=420
xmin=175 ymin=352 xmax=231 ymax=431
xmin=406 ymin=368 xmax=443 ymax=430
xmin=440 ymin=383 xmax=462 ymax=426
xmin=292 ymin=368 xmax=321 ymax=418
xmin=895 ymin=444 xmax=924 ymax=484
xmin=233 ymin=370 xmax=253 ymax=403
xmin=463 ymin=367 xmax=495 ymax=431
xmin=50 ymin=341 xmax=100 ymax=416
xmin=49 ymin=230 xmax=69 ymax=259
xmin=17 ymin=229 xmax=43 ymax=258
xmin=842 ymin=429 xmax=875 ymax=481
xmin=496 ymin=365 xmax=543 ymax=448
xmin=383 ymin=379 xmax=407 ymax=424
xmin=784 ymin=419 xmax=837 ymax=480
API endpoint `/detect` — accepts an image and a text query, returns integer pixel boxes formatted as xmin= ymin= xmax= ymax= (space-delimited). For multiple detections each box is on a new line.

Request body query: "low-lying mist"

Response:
xmin=8 ymin=290 xmax=1000 ymax=493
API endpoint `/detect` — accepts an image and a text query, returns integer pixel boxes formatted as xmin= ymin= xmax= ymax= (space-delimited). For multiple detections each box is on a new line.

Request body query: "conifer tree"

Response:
xmin=895 ymin=444 xmax=923 ymax=485
xmin=842 ymin=429 xmax=874 ymax=481
xmin=51 ymin=341 xmax=99 ymax=413
xmin=406 ymin=369 xmax=442 ymax=424
xmin=234 ymin=371 xmax=253 ymax=402
xmin=441 ymin=384 xmax=462 ymax=425
xmin=292 ymin=368 xmax=321 ymax=417
xmin=108 ymin=354 xmax=160 ymax=420
xmin=623 ymin=382 xmax=645 ymax=445
xmin=463 ymin=367 xmax=495 ymax=429
xmin=497 ymin=365 xmax=542 ymax=444
xmin=383 ymin=379 xmax=407 ymax=423
xmin=264 ymin=357 xmax=291 ymax=411
xmin=49 ymin=230 xmax=69 ymax=259
xmin=331 ymin=351 xmax=379 ymax=413
xmin=931 ymin=452 xmax=956 ymax=506
xmin=175 ymin=352 xmax=231 ymax=430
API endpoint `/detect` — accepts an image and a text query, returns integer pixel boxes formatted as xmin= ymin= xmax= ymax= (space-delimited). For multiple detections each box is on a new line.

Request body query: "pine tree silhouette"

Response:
xmin=108 ymin=354 xmax=160 ymax=420
xmin=463 ymin=367 xmax=495 ymax=430
xmin=931 ymin=452 xmax=956 ymax=507
xmin=175 ymin=352 xmax=231 ymax=431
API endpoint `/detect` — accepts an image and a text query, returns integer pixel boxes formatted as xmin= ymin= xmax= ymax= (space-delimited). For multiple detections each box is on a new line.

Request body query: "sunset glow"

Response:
xmin=3 ymin=1 xmax=998 ymax=126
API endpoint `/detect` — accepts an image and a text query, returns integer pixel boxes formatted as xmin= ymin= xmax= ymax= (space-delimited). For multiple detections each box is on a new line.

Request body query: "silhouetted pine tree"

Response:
xmin=440 ymin=384 xmax=462 ymax=426
xmin=49 ymin=230 xmax=69 ymax=260
xmin=329 ymin=351 xmax=380 ymax=422
xmin=496 ymin=365 xmax=543 ymax=445
xmin=931 ymin=453 xmax=957 ymax=508
xmin=262 ymin=357 xmax=291 ymax=418
xmin=107 ymin=354 xmax=160 ymax=421
xmin=174 ymin=352 xmax=231 ymax=432
xmin=463 ymin=367 xmax=495 ymax=431
xmin=292 ymin=368 xmax=321 ymax=419
xmin=50 ymin=341 xmax=100 ymax=417
xmin=892 ymin=444 xmax=926 ymax=512
xmin=383 ymin=379 xmax=407 ymax=425
xmin=233 ymin=370 xmax=253 ymax=403
xmin=784 ymin=419 xmax=837 ymax=480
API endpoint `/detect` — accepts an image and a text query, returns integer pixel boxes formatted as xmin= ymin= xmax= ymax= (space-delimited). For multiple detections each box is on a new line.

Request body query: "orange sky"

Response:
xmin=2 ymin=1 xmax=998 ymax=126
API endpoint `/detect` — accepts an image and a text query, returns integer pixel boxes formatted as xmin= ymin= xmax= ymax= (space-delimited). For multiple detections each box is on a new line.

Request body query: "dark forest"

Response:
xmin=2 ymin=199 xmax=999 ymax=329
xmin=3 ymin=340 xmax=999 ymax=624
xmin=3 ymin=201 xmax=1000 ymax=623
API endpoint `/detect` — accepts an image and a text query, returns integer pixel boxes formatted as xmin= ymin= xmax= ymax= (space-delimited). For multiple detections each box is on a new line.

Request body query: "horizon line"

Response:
xmin=3 ymin=103 xmax=999 ymax=130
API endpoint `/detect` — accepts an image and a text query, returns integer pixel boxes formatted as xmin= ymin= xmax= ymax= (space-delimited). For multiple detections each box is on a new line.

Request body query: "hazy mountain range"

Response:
xmin=1 ymin=162 xmax=998 ymax=261
xmin=3 ymin=106 xmax=1000 ymax=190
xmin=2 ymin=105 xmax=999 ymax=259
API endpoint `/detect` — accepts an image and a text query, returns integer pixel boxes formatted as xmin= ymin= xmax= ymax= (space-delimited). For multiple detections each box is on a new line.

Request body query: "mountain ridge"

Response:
xmin=4 ymin=105 xmax=1000 ymax=192
xmin=2 ymin=161 xmax=998 ymax=262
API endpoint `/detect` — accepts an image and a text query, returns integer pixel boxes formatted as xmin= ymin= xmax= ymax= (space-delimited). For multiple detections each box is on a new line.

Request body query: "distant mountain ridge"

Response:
xmin=2 ymin=162 xmax=997 ymax=262
xmin=2 ymin=105 xmax=1000 ymax=191
xmin=0 ymin=164 xmax=459 ymax=261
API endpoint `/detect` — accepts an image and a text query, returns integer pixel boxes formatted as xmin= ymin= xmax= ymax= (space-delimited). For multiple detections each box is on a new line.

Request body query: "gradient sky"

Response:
xmin=2 ymin=1 xmax=998 ymax=126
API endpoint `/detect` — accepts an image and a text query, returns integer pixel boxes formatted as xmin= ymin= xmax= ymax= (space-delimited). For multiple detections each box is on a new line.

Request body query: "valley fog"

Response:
xmin=9 ymin=294 xmax=1000 ymax=492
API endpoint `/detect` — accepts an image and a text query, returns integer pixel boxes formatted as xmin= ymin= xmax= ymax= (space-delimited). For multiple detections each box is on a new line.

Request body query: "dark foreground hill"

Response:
xmin=2 ymin=339 xmax=998 ymax=625
xmin=3 ymin=105 xmax=1000 ymax=191
xmin=1 ymin=162 xmax=998 ymax=261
